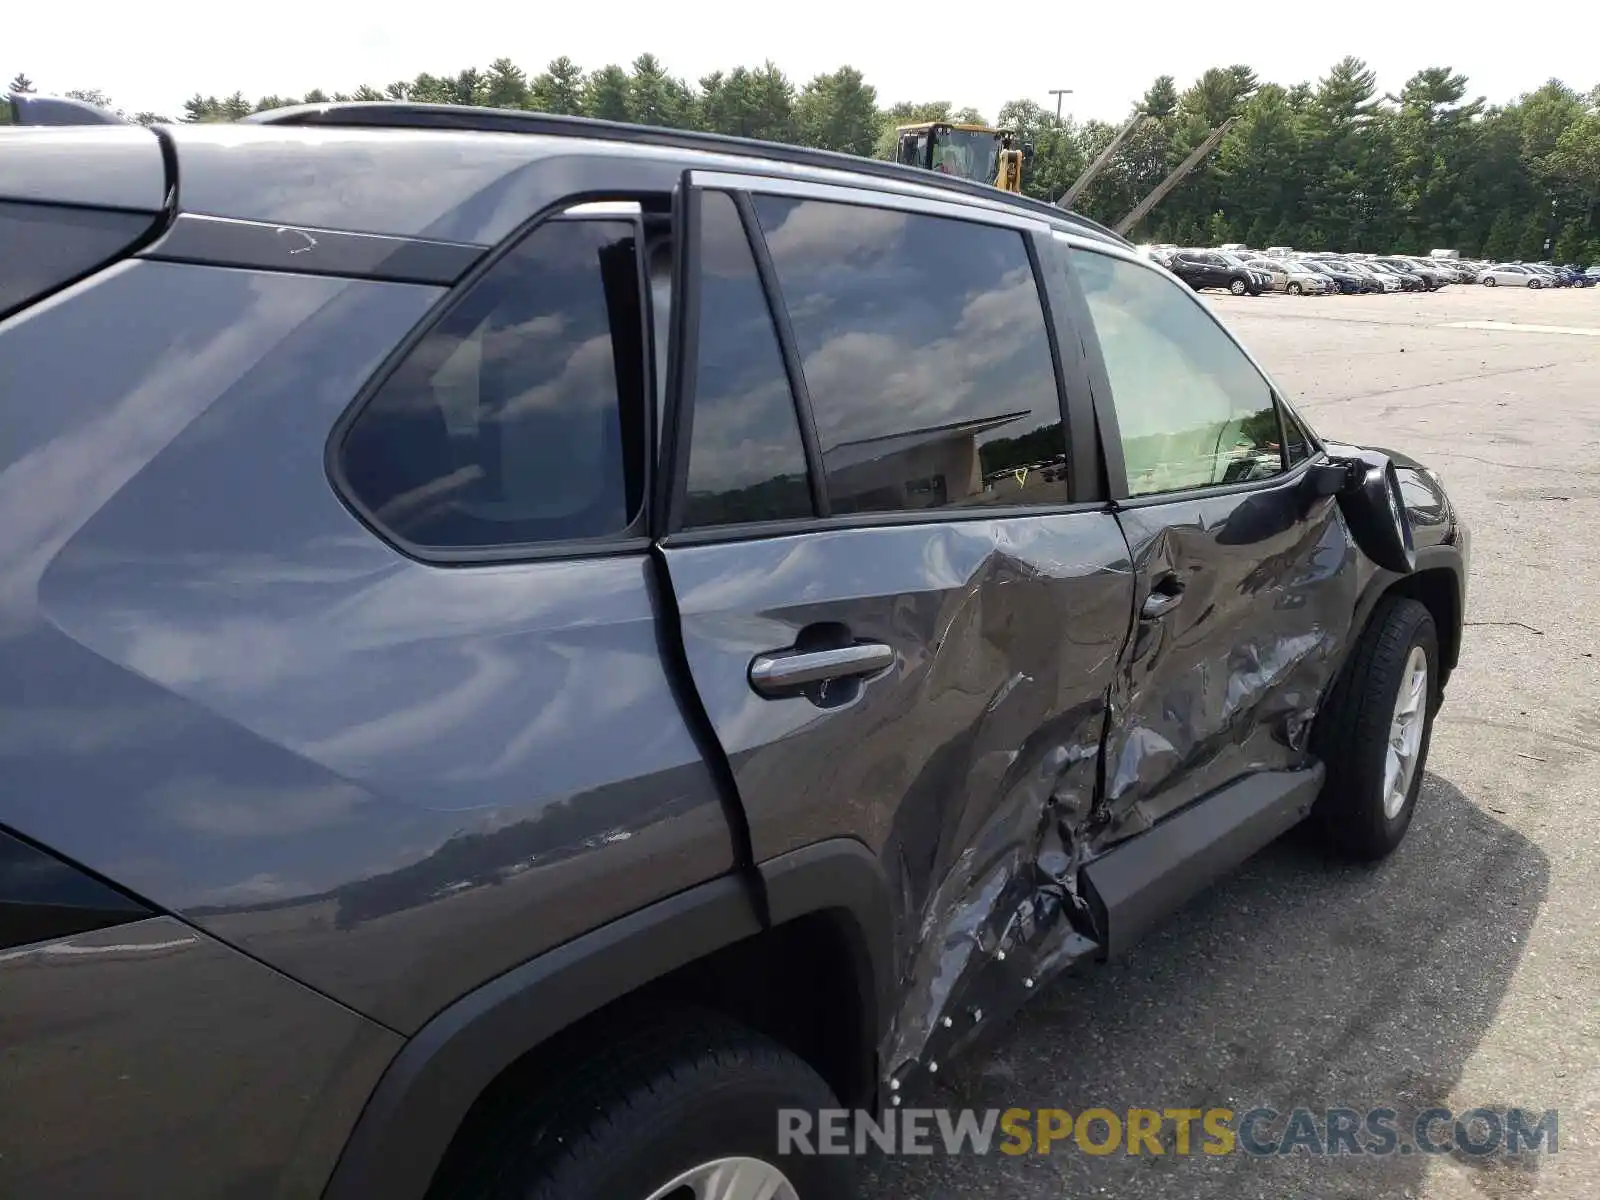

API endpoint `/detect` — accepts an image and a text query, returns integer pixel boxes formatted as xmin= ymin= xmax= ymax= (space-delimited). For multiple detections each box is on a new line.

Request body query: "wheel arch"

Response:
xmin=321 ymin=840 xmax=894 ymax=1200
xmin=1349 ymin=547 xmax=1465 ymax=688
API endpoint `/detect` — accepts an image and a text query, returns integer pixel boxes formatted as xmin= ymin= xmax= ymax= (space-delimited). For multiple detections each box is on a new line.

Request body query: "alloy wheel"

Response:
xmin=1383 ymin=645 xmax=1429 ymax=820
xmin=645 ymin=1157 xmax=799 ymax=1200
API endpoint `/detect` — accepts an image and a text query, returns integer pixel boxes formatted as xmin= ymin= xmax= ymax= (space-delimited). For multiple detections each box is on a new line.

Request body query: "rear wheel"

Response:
xmin=442 ymin=1013 xmax=856 ymax=1200
xmin=1311 ymin=597 xmax=1439 ymax=861
xmin=1484 ymin=276 xmax=1497 ymax=286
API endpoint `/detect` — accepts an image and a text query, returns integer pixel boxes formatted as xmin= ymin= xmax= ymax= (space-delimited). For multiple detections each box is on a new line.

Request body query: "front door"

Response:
xmin=656 ymin=177 xmax=1133 ymax=1091
xmin=1061 ymin=238 xmax=1361 ymax=846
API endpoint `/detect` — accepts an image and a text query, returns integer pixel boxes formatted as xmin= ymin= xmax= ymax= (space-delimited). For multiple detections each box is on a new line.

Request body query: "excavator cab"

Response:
xmin=895 ymin=122 xmax=1033 ymax=193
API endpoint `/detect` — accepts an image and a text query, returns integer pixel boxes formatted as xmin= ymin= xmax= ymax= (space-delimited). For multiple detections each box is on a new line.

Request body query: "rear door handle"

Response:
xmin=749 ymin=643 xmax=895 ymax=697
xmin=1141 ymin=578 xmax=1186 ymax=620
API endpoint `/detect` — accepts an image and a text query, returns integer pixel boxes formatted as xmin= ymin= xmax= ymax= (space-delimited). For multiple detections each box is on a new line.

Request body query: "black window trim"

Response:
xmin=1056 ymin=235 xmax=1328 ymax=509
xmin=660 ymin=169 xmax=1107 ymax=549
xmin=327 ymin=196 xmax=659 ymax=567
xmin=733 ymin=189 xmax=831 ymax=521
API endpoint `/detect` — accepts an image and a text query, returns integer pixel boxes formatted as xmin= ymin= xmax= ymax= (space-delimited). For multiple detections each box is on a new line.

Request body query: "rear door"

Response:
xmin=1057 ymin=235 xmax=1361 ymax=846
xmin=656 ymin=176 xmax=1134 ymax=1089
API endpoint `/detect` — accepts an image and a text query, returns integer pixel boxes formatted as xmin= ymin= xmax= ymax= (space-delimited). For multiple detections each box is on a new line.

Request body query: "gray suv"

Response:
xmin=1 ymin=97 xmax=1468 ymax=1200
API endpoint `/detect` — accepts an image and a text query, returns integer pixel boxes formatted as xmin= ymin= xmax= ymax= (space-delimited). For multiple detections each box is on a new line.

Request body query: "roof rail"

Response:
xmin=243 ymin=101 xmax=1130 ymax=248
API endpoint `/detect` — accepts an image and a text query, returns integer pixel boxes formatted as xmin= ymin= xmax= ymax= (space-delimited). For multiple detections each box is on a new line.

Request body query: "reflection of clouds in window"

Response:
xmin=339 ymin=218 xmax=638 ymax=547
xmin=682 ymin=192 xmax=811 ymax=526
xmin=755 ymin=197 xmax=1056 ymax=454
xmin=758 ymin=196 xmax=909 ymax=265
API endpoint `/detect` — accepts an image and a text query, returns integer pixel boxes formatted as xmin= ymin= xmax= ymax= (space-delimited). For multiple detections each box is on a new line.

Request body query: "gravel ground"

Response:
xmin=861 ymin=284 xmax=1600 ymax=1200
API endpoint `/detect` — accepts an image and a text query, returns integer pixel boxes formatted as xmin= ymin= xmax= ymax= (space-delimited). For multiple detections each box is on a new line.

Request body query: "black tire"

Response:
xmin=1229 ymin=277 xmax=1248 ymax=295
xmin=445 ymin=1012 xmax=856 ymax=1200
xmin=1528 ymin=278 xmax=1541 ymax=290
xmin=1288 ymin=281 xmax=1303 ymax=295
xmin=1484 ymin=276 xmax=1497 ymax=286
xmin=1311 ymin=596 xmax=1439 ymax=861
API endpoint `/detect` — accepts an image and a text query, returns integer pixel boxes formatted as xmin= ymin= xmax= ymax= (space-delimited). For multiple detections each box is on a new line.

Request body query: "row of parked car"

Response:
xmin=1475 ymin=261 xmax=1600 ymax=288
xmin=1143 ymin=244 xmax=1599 ymax=296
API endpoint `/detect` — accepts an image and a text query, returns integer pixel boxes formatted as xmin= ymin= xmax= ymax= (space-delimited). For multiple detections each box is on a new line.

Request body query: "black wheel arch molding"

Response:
xmin=320 ymin=838 xmax=894 ymax=1200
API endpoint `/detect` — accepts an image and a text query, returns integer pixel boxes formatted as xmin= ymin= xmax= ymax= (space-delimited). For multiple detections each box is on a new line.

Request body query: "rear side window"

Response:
xmin=682 ymin=192 xmax=814 ymax=528
xmin=338 ymin=217 xmax=646 ymax=553
xmin=0 ymin=200 xmax=157 ymax=320
xmin=751 ymin=196 xmax=1067 ymax=515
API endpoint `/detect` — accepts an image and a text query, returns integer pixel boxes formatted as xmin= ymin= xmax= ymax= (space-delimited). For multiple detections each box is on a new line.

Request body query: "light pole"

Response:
xmin=1048 ymin=88 xmax=1073 ymax=124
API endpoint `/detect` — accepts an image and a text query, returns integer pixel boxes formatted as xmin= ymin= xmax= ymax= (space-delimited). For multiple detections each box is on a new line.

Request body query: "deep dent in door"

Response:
xmin=1098 ymin=491 xmax=1360 ymax=846
xmin=662 ymin=516 xmax=1132 ymax=1092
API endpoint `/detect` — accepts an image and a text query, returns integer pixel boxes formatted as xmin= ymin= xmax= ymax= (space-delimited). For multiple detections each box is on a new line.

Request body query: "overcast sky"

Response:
xmin=8 ymin=0 xmax=1598 ymax=121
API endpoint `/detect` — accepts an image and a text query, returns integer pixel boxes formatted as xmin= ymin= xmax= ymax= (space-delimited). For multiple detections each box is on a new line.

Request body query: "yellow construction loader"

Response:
xmin=894 ymin=122 xmax=1033 ymax=193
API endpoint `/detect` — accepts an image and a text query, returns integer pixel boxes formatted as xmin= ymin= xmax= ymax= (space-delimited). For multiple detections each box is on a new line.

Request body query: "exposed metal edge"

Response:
xmin=1081 ymin=766 xmax=1324 ymax=957
xmin=137 ymin=213 xmax=486 ymax=285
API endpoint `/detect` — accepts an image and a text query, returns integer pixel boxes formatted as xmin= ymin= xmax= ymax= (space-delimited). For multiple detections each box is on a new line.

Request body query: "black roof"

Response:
xmin=245 ymin=101 xmax=1129 ymax=248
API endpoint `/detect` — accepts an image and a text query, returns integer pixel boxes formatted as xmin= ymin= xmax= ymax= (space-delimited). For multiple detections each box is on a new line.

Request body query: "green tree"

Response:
xmin=1142 ymin=75 xmax=1178 ymax=119
xmin=702 ymin=66 xmax=791 ymax=140
xmin=1515 ymin=206 xmax=1551 ymax=259
xmin=1545 ymin=111 xmax=1600 ymax=217
xmin=530 ymin=57 xmax=586 ymax=115
xmin=483 ymin=58 xmax=530 ymax=110
xmin=1384 ymin=67 xmax=1484 ymax=249
xmin=627 ymin=54 xmax=696 ymax=128
xmin=794 ymin=66 xmax=879 ymax=155
xmin=1554 ymin=220 xmax=1587 ymax=263
xmin=1482 ymin=208 xmax=1520 ymax=259
xmin=583 ymin=65 xmax=632 ymax=122
xmin=1207 ymin=211 xmax=1235 ymax=243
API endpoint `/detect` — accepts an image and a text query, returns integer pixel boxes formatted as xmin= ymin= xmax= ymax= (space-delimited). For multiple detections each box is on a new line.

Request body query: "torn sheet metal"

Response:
xmin=881 ymin=703 xmax=1106 ymax=1087
xmin=876 ymin=480 xmax=1366 ymax=1095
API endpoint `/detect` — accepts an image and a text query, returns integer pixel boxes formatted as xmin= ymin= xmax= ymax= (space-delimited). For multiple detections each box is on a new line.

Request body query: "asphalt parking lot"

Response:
xmin=862 ymin=284 xmax=1600 ymax=1200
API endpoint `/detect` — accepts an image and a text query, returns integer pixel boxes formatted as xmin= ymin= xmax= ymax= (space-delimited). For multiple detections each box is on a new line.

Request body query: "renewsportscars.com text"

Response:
xmin=777 ymin=1106 xmax=1560 ymax=1158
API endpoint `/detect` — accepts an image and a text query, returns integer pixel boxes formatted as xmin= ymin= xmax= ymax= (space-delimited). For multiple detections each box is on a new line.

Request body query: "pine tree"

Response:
xmin=483 ymin=58 xmax=530 ymax=110
xmin=583 ymin=66 xmax=632 ymax=122
xmin=794 ymin=67 xmax=879 ymax=156
xmin=530 ymin=58 xmax=585 ymax=115
xmin=1553 ymin=220 xmax=1587 ymax=264
xmin=1482 ymin=209 xmax=1519 ymax=260
xmin=1515 ymin=208 xmax=1549 ymax=260
xmin=1207 ymin=211 xmax=1234 ymax=243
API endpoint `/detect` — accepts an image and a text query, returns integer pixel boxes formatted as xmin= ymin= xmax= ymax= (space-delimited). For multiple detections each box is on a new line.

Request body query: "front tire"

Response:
xmin=1311 ymin=596 xmax=1439 ymax=861
xmin=1287 ymin=281 xmax=1303 ymax=295
xmin=1528 ymin=279 xmax=1541 ymax=289
xmin=1229 ymin=277 xmax=1248 ymax=295
xmin=446 ymin=1013 xmax=856 ymax=1200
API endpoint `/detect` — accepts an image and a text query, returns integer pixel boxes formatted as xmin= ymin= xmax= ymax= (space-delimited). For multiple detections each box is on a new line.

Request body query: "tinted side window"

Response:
xmin=1072 ymin=249 xmax=1281 ymax=497
xmin=682 ymin=193 xmax=814 ymax=528
xmin=340 ymin=217 xmax=645 ymax=551
xmin=751 ymin=196 xmax=1067 ymax=514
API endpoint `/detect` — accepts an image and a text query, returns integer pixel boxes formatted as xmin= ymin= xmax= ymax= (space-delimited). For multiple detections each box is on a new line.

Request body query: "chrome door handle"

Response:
xmin=749 ymin=643 xmax=895 ymax=697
